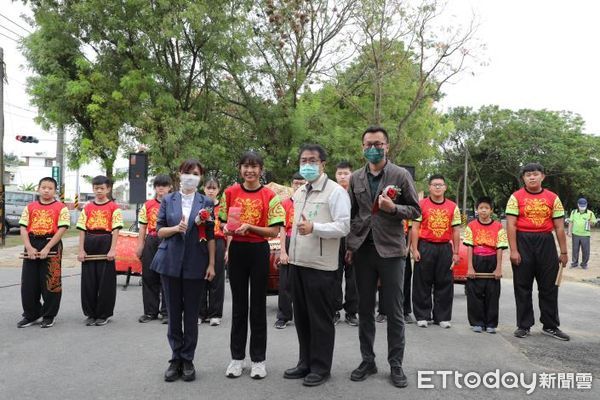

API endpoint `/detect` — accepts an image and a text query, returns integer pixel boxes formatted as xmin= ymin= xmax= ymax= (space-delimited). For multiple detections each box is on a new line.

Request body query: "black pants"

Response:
xmin=277 ymin=236 xmax=293 ymax=321
xmin=355 ymin=243 xmax=406 ymax=367
xmin=200 ymin=238 xmax=226 ymax=319
xmin=334 ymin=264 xmax=358 ymax=314
xmin=290 ymin=264 xmax=337 ymax=375
xmin=512 ymin=232 xmax=560 ymax=330
xmin=228 ymin=241 xmax=269 ymax=362
xmin=81 ymin=233 xmax=116 ymax=319
xmin=161 ymin=275 xmax=203 ymax=362
xmin=466 ymin=255 xmax=500 ymax=328
xmin=141 ymin=235 xmax=167 ymax=317
xmin=379 ymin=252 xmax=412 ymax=316
xmin=21 ymin=236 xmax=62 ymax=320
xmin=412 ymin=240 xmax=453 ymax=322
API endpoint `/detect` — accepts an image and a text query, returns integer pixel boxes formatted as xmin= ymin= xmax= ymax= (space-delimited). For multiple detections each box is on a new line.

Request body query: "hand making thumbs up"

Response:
xmin=177 ymin=215 xmax=188 ymax=233
xmin=297 ymin=213 xmax=314 ymax=235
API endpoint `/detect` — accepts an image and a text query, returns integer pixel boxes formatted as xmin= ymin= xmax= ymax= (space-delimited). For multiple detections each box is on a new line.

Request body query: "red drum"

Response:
xmin=452 ymin=242 xmax=469 ymax=283
xmin=115 ymin=231 xmax=142 ymax=275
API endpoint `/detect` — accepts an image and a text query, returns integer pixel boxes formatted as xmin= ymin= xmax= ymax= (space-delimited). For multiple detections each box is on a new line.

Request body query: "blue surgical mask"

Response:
xmin=299 ymin=164 xmax=320 ymax=182
xmin=364 ymin=147 xmax=385 ymax=164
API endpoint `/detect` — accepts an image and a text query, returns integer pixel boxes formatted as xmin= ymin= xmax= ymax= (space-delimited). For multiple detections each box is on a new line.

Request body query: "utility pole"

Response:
xmin=56 ymin=125 xmax=65 ymax=201
xmin=0 ymin=47 xmax=5 ymax=245
xmin=462 ymin=146 xmax=469 ymax=223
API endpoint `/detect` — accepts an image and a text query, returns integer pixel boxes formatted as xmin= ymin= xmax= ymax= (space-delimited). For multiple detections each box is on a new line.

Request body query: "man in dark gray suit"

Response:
xmin=345 ymin=126 xmax=420 ymax=388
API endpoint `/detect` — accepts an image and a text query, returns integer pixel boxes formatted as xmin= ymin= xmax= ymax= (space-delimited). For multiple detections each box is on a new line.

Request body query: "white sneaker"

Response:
xmin=439 ymin=321 xmax=452 ymax=329
xmin=417 ymin=320 xmax=428 ymax=328
xmin=226 ymin=359 xmax=244 ymax=378
xmin=250 ymin=361 xmax=267 ymax=379
xmin=209 ymin=318 xmax=221 ymax=326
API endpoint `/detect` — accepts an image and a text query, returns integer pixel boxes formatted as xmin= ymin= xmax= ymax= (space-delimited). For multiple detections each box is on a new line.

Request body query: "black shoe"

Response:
xmin=162 ymin=318 xmax=168 ymax=325
xmin=390 ymin=366 xmax=408 ymax=388
xmin=182 ymin=360 xmax=196 ymax=381
xmin=345 ymin=313 xmax=358 ymax=326
xmin=513 ymin=327 xmax=530 ymax=338
xmin=404 ymin=314 xmax=415 ymax=324
xmin=542 ymin=327 xmax=570 ymax=341
xmin=303 ymin=372 xmax=330 ymax=387
xmin=333 ymin=311 xmax=341 ymax=325
xmin=375 ymin=313 xmax=387 ymax=323
xmin=284 ymin=366 xmax=310 ymax=379
xmin=40 ymin=317 xmax=55 ymax=328
xmin=85 ymin=317 xmax=96 ymax=326
xmin=350 ymin=361 xmax=377 ymax=381
xmin=17 ymin=317 xmax=37 ymax=328
xmin=138 ymin=314 xmax=157 ymax=323
xmin=274 ymin=319 xmax=289 ymax=329
xmin=95 ymin=317 xmax=110 ymax=326
xmin=164 ymin=360 xmax=182 ymax=382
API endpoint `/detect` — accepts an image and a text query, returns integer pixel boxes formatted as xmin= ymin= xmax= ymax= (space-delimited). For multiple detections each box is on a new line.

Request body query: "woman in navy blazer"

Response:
xmin=150 ymin=159 xmax=216 ymax=382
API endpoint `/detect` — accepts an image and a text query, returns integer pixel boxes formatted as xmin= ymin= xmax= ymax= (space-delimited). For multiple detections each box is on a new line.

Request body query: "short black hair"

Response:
xmin=291 ymin=173 xmax=305 ymax=181
xmin=336 ymin=161 xmax=352 ymax=171
xmin=204 ymin=176 xmax=221 ymax=189
xmin=153 ymin=174 xmax=172 ymax=188
xmin=520 ymin=162 xmax=544 ymax=176
xmin=362 ymin=126 xmax=389 ymax=143
xmin=38 ymin=177 xmax=57 ymax=189
xmin=92 ymin=175 xmax=112 ymax=187
xmin=238 ymin=151 xmax=264 ymax=169
xmin=476 ymin=196 xmax=493 ymax=209
xmin=298 ymin=144 xmax=328 ymax=162
xmin=179 ymin=159 xmax=204 ymax=175
xmin=428 ymin=174 xmax=445 ymax=184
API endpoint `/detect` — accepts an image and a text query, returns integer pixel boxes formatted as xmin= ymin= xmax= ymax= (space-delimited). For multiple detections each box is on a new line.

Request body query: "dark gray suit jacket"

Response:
xmin=346 ymin=161 xmax=421 ymax=258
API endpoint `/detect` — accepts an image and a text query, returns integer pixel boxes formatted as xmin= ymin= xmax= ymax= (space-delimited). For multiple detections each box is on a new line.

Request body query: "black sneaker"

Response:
xmin=274 ymin=319 xmax=288 ymax=329
xmin=164 ymin=360 xmax=182 ymax=382
xmin=40 ymin=318 xmax=55 ymax=328
xmin=182 ymin=360 xmax=196 ymax=382
xmin=350 ymin=361 xmax=377 ymax=381
xmin=17 ymin=317 xmax=37 ymax=328
xmin=542 ymin=328 xmax=570 ymax=341
xmin=95 ymin=317 xmax=110 ymax=326
xmin=162 ymin=318 xmax=168 ymax=325
xmin=138 ymin=314 xmax=157 ymax=323
xmin=85 ymin=317 xmax=96 ymax=326
xmin=390 ymin=366 xmax=408 ymax=388
xmin=375 ymin=313 xmax=387 ymax=323
xmin=345 ymin=313 xmax=358 ymax=326
xmin=513 ymin=327 xmax=530 ymax=338
xmin=333 ymin=311 xmax=341 ymax=325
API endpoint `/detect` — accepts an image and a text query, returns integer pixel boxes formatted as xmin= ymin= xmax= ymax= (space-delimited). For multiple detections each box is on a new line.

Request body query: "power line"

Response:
xmin=0 ymin=31 xmax=19 ymax=43
xmin=0 ymin=12 xmax=32 ymax=35
xmin=6 ymin=102 xmax=37 ymax=114
xmin=0 ymin=24 xmax=24 ymax=39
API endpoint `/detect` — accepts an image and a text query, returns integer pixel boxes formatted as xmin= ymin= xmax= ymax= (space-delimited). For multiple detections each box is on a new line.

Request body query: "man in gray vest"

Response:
xmin=285 ymin=144 xmax=351 ymax=387
xmin=346 ymin=126 xmax=421 ymax=388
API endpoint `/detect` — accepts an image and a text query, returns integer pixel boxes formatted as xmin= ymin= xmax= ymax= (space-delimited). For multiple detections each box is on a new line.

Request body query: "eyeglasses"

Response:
xmin=430 ymin=183 xmax=446 ymax=188
xmin=300 ymin=158 xmax=321 ymax=165
xmin=362 ymin=142 xmax=386 ymax=149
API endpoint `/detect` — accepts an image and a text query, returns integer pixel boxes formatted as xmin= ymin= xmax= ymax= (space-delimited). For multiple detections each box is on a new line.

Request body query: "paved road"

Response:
xmin=0 ymin=263 xmax=598 ymax=399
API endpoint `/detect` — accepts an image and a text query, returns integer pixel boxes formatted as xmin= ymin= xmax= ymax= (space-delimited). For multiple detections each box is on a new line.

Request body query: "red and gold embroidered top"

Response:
xmin=463 ymin=219 xmax=508 ymax=256
xmin=77 ymin=201 xmax=124 ymax=232
xmin=19 ymin=200 xmax=70 ymax=235
xmin=213 ymin=204 xmax=225 ymax=240
xmin=219 ymin=184 xmax=285 ymax=243
xmin=138 ymin=199 xmax=161 ymax=236
xmin=415 ymin=197 xmax=461 ymax=243
xmin=505 ymin=188 xmax=564 ymax=233
xmin=282 ymin=198 xmax=294 ymax=237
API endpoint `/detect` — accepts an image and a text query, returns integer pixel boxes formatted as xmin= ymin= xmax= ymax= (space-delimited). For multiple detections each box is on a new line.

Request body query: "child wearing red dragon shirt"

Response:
xmin=77 ymin=175 xmax=123 ymax=326
xmin=17 ymin=177 xmax=70 ymax=328
xmin=411 ymin=174 xmax=461 ymax=329
xmin=137 ymin=174 xmax=172 ymax=324
xmin=463 ymin=197 xmax=508 ymax=334
xmin=506 ymin=163 xmax=569 ymax=341
xmin=220 ymin=151 xmax=285 ymax=379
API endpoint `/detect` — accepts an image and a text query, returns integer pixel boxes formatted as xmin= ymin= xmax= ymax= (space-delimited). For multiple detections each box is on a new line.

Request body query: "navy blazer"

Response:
xmin=150 ymin=192 xmax=214 ymax=279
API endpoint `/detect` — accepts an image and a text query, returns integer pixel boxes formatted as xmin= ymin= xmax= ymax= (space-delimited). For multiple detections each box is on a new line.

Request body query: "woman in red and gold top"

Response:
xmin=463 ymin=197 xmax=508 ymax=334
xmin=505 ymin=163 xmax=569 ymax=341
xmin=411 ymin=174 xmax=461 ymax=328
xmin=198 ymin=176 xmax=226 ymax=326
xmin=17 ymin=177 xmax=70 ymax=328
xmin=220 ymin=151 xmax=285 ymax=379
xmin=76 ymin=175 xmax=123 ymax=326
xmin=137 ymin=174 xmax=172 ymax=324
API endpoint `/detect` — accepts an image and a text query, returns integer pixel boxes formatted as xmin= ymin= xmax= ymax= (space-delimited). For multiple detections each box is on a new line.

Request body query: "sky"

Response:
xmin=1 ymin=0 xmax=599 ymax=162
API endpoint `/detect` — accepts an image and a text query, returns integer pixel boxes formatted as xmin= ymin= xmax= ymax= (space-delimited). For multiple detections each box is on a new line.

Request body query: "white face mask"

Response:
xmin=579 ymin=206 xmax=587 ymax=212
xmin=180 ymin=174 xmax=201 ymax=191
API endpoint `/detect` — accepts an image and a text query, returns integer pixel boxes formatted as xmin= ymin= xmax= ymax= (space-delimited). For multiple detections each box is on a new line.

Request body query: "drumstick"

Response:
xmin=555 ymin=264 xmax=564 ymax=287
xmin=84 ymin=255 xmax=109 ymax=261
xmin=19 ymin=252 xmax=58 ymax=259
xmin=473 ymin=273 xmax=497 ymax=279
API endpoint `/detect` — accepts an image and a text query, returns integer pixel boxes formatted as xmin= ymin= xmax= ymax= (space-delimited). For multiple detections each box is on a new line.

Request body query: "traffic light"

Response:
xmin=15 ymin=135 xmax=39 ymax=143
